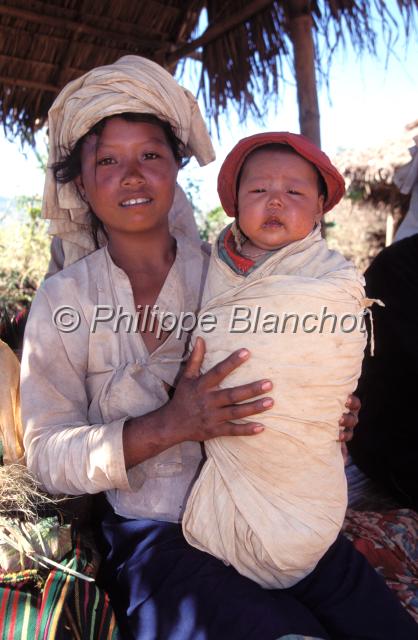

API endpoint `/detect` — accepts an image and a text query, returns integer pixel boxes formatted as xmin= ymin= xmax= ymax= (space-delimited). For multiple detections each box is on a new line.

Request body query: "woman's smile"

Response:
xmin=120 ymin=196 xmax=153 ymax=208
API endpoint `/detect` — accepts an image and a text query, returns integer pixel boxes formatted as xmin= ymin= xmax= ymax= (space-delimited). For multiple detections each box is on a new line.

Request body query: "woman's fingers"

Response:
xmin=220 ymin=421 xmax=265 ymax=436
xmin=199 ymin=348 xmax=251 ymax=388
xmin=338 ymin=393 xmax=361 ymax=442
xmin=339 ymin=410 xmax=358 ymax=429
xmin=345 ymin=393 xmax=361 ymax=414
xmin=214 ymin=379 xmax=273 ymax=406
xmin=218 ymin=396 xmax=273 ymax=423
xmin=183 ymin=337 xmax=206 ymax=379
xmin=338 ymin=412 xmax=358 ymax=442
xmin=175 ymin=346 xmax=274 ymax=442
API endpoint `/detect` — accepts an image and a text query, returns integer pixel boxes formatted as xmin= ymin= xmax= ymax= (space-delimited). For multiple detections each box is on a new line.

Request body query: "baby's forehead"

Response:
xmin=240 ymin=145 xmax=317 ymax=179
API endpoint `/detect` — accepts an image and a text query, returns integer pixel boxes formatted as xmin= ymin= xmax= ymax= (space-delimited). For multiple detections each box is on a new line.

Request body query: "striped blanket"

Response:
xmin=0 ymin=533 xmax=119 ymax=639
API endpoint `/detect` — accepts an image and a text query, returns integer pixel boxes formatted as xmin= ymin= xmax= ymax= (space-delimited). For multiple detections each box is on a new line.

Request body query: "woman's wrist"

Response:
xmin=122 ymin=403 xmax=181 ymax=470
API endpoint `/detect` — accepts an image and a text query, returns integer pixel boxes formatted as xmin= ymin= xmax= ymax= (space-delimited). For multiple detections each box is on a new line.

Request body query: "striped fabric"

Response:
xmin=0 ymin=534 xmax=120 ymax=639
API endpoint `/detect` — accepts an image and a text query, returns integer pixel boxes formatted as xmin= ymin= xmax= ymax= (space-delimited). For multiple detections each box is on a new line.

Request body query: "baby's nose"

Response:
xmin=267 ymin=191 xmax=283 ymax=207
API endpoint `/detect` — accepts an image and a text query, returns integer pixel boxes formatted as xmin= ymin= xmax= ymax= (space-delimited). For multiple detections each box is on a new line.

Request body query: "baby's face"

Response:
xmin=237 ymin=148 xmax=324 ymax=251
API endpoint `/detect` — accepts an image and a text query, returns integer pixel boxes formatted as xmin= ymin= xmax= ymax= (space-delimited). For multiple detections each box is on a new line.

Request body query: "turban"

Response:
xmin=217 ymin=132 xmax=345 ymax=217
xmin=42 ymin=55 xmax=215 ymax=267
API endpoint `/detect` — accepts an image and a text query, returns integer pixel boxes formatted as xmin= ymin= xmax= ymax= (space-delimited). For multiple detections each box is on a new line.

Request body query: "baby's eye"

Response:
xmin=250 ymin=188 xmax=266 ymax=193
xmin=97 ymin=157 xmax=115 ymax=166
xmin=288 ymin=189 xmax=302 ymax=195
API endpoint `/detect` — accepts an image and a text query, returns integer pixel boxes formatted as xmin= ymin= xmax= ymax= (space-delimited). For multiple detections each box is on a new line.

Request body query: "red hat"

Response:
xmin=217 ymin=132 xmax=345 ymax=217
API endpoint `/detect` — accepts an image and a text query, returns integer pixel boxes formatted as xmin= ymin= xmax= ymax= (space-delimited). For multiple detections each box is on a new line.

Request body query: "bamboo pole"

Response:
xmin=285 ymin=3 xmax=321 ymax=147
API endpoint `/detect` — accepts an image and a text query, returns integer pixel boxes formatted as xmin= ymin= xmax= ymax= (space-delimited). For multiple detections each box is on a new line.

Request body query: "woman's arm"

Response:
xmin=21 ymin=288 xmax=130 ymax=495
xmin=22 ymin=291 xmax=273 ymax=492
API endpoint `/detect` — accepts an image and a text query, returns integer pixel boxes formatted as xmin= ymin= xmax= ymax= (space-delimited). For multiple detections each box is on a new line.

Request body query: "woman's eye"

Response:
xmin=97 ymin=157 xmax=115 ymax=166
xmin=143 ymin=152 xmax=159 ymax=160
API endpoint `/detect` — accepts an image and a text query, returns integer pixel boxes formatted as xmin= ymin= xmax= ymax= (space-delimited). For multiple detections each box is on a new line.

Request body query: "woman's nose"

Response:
xmin=121 ymin=160 xmax=145 ymax=186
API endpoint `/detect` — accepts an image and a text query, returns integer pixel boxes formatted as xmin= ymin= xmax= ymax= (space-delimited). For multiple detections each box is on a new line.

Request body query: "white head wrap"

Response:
xmin=394 ymin=135 xmax=418 ymax=242
xmin=42 ymin=55 xmax=215 ymax=267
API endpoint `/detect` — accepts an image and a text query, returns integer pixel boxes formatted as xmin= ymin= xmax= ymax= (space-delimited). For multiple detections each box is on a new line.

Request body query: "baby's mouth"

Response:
xmin=262 ymin=217 xmax=283 ymax=228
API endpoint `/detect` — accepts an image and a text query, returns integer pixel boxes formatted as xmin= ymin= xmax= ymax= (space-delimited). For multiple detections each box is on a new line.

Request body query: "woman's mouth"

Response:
xmin=120 ymin=197 xmax=152 ymax=207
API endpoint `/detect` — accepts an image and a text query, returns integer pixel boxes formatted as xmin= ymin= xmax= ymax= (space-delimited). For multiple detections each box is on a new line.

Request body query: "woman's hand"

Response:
xmin=338 ymin=393 xmax=360 ymax=464
xmin=123 ymin=337 xmax=272 ymax=469
xmin=338 ymin=393 xmax=360 ymax=443
xmin=164 ymin=337 xmax=273 ymax=444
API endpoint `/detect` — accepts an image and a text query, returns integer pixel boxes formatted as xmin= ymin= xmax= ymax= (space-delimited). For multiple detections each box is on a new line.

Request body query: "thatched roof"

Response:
xmin=1 ymin=1 xmax=417 ymax=143
xmin=335 ymin=121 xmax=418 ymax=215
xmin=0 ymin=0 xmax=202 ymax=141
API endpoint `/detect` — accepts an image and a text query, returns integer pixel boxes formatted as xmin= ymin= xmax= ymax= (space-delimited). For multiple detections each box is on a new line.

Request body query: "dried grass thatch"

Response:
xmin=1 ymin=0 xmax=417 ymax=142
xmin=0 ymin=463 xmax=63 ymax=522
xmin=0 ymin=464 xmax=93 ymax=578
xmin=0 ymin=0 xmax=201 ymax=142
xmin=324 ymin=122 xmax=418 ymax=272
xmin=335 ymin=122 xmax=418 ymax=215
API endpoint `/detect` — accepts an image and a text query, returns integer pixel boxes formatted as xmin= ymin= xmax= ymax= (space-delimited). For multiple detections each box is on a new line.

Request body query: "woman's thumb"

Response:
xmin=184 ymin=337 xmax=205 ymax=378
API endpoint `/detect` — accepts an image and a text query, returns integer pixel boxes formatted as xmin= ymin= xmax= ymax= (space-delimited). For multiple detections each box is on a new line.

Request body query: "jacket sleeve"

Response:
xmin=21 ymin=286 xmax=133 ymax=496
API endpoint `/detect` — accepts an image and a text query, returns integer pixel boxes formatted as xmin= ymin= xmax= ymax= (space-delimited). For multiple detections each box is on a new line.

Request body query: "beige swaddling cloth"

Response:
xmin=182 ymin=227 xmax=367 ymax=589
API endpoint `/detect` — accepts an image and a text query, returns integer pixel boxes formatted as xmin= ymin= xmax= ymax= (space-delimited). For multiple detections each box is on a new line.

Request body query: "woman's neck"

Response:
xmin=106 ymin=227 xmax=176 ymax=275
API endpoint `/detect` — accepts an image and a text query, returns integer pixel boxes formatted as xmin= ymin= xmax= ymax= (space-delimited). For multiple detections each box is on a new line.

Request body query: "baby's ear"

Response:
xmin=315 ymin=194 xmax=325 ymax=223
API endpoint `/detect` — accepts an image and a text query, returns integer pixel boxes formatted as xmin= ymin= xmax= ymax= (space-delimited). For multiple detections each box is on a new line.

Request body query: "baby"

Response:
xmin=183 ymin=132 xmax=367 ymax=589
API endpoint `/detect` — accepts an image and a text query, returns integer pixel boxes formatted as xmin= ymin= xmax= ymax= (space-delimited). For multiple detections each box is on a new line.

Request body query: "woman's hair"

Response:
xmin=236 ymin=142 xmax=328 ymax=201
xmin=52 ymin=113 xmax=187 ymax=248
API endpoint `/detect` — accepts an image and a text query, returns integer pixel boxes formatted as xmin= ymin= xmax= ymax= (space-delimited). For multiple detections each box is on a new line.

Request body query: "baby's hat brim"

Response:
xmin=217 ymin=131 xmax=345 ymax=216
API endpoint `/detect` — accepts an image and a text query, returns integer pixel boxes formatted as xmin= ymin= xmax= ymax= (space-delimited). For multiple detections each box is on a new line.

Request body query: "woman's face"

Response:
xmin=76 ymin=117 xmax=179 ymax=238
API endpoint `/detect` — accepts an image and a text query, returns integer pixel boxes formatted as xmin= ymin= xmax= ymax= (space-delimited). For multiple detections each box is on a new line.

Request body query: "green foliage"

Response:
xmin=345 ymin=186 xmax=367 ymax=203
xmin=0 ymin=196 xmax=50 ymax=315
xmin=198 ymin=205 xmax=228 ymax=242
xmin=180 ymin=175 xmax=228 ymax=242
xmin=182 ymin=175 xmax=203 ymax=219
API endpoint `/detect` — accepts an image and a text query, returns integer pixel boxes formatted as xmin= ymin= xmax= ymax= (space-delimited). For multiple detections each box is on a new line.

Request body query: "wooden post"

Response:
xmin=285 ymin=2 xmax=322 ymax=234
xmin=285 ymin=2 xmax=321 ymax=147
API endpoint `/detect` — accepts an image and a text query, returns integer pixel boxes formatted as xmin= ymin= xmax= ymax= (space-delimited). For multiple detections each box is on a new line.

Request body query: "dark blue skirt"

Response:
xmin=98 ymin=506 xmax=417 ymax=640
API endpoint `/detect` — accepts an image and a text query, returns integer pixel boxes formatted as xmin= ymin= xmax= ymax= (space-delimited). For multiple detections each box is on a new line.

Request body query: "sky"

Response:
xmin=1 ymin=1 xmax=417 ymax=213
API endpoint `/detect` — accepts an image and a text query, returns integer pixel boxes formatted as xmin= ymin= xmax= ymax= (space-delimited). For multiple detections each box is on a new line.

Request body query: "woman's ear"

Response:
xmin=75 ymin=175 xmax=87 ymax=202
